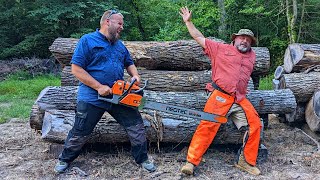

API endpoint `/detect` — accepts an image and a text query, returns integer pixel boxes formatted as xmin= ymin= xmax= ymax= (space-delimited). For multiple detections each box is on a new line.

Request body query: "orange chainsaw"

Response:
xmin=98 ymin=79 xmax=227 ymax=123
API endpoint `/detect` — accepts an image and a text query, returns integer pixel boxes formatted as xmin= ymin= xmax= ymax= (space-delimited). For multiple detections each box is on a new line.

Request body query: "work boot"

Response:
xmin=235 ymin=152 xmax=261 ymax=175
xmin=141 ymin=159 xmax=156 ymax=172
xmin=54 ymin=160 xmax=69 ymax=173
xmin=181 ymin=162 xmax=194 ymax=175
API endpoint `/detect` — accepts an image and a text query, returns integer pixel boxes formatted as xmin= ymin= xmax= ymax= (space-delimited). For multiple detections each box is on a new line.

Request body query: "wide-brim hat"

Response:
xmin=231 ymin=29 xmax=256 ymax=45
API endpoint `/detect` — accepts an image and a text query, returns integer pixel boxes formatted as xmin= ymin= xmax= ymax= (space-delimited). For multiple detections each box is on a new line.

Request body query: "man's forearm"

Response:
xmin=185 ymin=21 xmax=205 ymax=48
xmin=126 ymin=64 xmax=139 ymax=77
xmin=185 ymin=21 xmax=205 ymax=40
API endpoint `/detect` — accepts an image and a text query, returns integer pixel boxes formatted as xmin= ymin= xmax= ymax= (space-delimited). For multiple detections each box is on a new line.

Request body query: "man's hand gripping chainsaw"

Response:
xmin=98 ymin=79 xmax=227 ymax=123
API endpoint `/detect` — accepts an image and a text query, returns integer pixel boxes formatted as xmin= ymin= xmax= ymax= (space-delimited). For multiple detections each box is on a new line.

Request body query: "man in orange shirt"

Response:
xmin=179 ymin=7 xmax=262 ymax=176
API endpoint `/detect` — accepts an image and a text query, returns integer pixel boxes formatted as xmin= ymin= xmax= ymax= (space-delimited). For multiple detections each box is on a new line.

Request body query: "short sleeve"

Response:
xmin=204 ymin=39 xmax=220 ymax=61
xmin=123 ymin=46 xmax=134 ymax=68
xmin=71 ymin=36 xmax=90 ymax=68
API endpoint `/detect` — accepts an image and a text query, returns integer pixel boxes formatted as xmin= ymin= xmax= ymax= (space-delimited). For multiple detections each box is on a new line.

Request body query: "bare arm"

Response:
xmin=71 ymin=64 xmax=112 ymax=96
xmin=126 ymin=64 xmax=141 ymax=85
xmin=179 ymin=6 xmax=206 ymax=48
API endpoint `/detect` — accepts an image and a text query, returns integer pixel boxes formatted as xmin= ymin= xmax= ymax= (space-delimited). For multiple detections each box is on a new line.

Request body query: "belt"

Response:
xmin=211 ymin=82 xmax=231 ymax=96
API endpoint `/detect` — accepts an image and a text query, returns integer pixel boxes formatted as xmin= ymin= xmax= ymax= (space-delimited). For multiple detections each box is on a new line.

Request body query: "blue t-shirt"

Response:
xmin=71 ymin=29 xmax=134 ymax=109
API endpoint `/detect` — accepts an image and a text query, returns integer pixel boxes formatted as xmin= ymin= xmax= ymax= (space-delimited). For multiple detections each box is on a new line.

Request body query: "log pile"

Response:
xmin=30 ymin=38 xmax=296 ymax=145
xmin=273 ymin=43 xmax=320 ymax=131
xmin=50 ymin=38 xmax=270 ymax=89
xmin=30 ymin=86 xmax=296 ymax=144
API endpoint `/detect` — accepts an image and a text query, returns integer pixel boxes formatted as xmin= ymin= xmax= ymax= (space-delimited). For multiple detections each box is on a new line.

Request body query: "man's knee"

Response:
xmin=125 ymin=123 xmax=147 ymax=146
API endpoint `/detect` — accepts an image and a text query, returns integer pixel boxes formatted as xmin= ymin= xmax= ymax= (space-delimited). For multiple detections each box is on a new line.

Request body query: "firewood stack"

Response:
xmin=29 ymin=38 xmax=297 ymax=145
xmin=273 ymin=44 xmax=320 ymax=132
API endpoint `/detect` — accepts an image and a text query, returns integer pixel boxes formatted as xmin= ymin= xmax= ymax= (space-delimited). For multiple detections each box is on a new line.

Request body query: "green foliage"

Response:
xmin=0 ymin=0 xmax=319 ymax=61
xmin=268 ymin=38 xmax=288 ymax=72
xmin=0 ymin=0 xmax=114 ymax=59
xmin=258 ymin=74 xmax=273 ymax=90
xmin=0 ymin=73 xmax=60 ymax=123
xmin=187 ymin=1 xmax=220 ymax=38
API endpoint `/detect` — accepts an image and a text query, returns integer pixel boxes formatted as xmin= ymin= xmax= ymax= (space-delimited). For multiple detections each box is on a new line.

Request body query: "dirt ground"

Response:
xmin=1 ymin=115 xmax=320 ymax=180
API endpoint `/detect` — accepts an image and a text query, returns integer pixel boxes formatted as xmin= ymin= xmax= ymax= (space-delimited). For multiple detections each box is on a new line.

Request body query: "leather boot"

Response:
xmin=235 ymin=152 xmax=261 ymax=175
xmin=181 ymin=162 xmax=194 ymax=175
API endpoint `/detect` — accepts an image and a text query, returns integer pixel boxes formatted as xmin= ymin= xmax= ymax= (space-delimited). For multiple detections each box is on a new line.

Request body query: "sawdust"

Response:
xmin=1 ymin=115 xmax=320 ymax=179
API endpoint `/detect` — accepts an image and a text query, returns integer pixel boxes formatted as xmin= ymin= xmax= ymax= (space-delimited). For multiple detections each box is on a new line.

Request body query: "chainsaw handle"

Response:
xmin=132 ymin=80 xmax=148 ymax=94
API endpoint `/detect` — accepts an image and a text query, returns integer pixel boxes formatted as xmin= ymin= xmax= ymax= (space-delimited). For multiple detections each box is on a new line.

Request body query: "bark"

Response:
xmin=272 ymin=79 xmax=280 ymax=90
xmin=286 ymin=0 xmax=297 ymax=44
xmin=49 ymin=38 xmax=270 ymax=75
xmin=284 ymin=44 xmax=320 ymax=73
xmin=279 ymin=72 xmax=320 ymax=103
xmin=297 ymin=0 xmax=306 ymax=42
xmin=218 ymin=0 xmax=227 ymax=39
xmin=41 ymin=109 xmax=246 ymax=144
xmin=61 ymin=66 xmax=254 ymax=91
xmin=305 ymin=90 xmax=320 ymax=132
xmin=285 ymin=103 xmax=306 ymax=123
xmin=30 ymin=86 xmax=297 ymax=130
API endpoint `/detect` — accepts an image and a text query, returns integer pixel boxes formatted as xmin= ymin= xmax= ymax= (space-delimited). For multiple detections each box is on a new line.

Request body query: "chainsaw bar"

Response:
xmin=139 ymin=98 xmax=226 ymax=123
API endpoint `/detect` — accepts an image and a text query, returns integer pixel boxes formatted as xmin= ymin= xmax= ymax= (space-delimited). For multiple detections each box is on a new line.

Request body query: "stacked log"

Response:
xmin=283 ymin=44 xmax=320 ymax=73
xmin=50 ymin=38 xmax=270 ymax=89
xmin=30 ymin=38 xmax=285 ymax=145
xmin=61 ymin=66 xmax=255 ymax=91
xmin=30 ymin=86 xmax=296 ymax=144
xmin=274 ymin=43 xmax=320 ymax=129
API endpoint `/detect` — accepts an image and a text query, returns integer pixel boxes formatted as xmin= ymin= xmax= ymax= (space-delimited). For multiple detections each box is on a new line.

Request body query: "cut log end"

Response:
xmin=274 ymin=65 xmax=285 ymax=80
xmin=306 ymin=91 xmax=320 ymax=132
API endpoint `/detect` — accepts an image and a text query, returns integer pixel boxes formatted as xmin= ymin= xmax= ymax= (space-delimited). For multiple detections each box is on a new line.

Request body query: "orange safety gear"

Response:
xmin=186 ymin=89 xmax=262 ymax=166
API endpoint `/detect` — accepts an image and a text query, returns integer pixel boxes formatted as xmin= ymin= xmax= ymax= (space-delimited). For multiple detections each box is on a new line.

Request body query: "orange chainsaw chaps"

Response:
xmin=238 ymin=98 xmax=262 ymax=166
xmin=112 ymin=80 xmax=140 ymax=96
xmin=203 ymin=90 xmax=235 ymax=117
xmin=187 ymin=90 xmax=234 ymax=166
xmin=187 ymin=91 xmax=261 ymax=166
xmin=119 ymin=93 xmax=142 ymax=107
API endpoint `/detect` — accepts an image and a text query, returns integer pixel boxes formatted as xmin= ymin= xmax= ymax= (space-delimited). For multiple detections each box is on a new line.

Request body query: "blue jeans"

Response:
xmin=59 ymin=101 xmax=148 ymax=164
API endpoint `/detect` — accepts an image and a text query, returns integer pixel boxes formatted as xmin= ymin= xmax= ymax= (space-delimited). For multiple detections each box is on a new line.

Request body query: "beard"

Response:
xmin=108 ymin=27 xmax=120 ymax=44
xmin=236 ymin=44 xmax=251 ymax=53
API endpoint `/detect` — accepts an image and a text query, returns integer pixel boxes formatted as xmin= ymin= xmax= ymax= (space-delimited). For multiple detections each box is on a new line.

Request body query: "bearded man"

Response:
xmin=54 ymin=10 xmax=156 ymax=173
xmin=179 ymin=6 xmax=262 ymax=176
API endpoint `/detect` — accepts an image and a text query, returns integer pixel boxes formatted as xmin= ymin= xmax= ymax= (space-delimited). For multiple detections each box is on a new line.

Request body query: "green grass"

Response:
xmin=258 ymin=74 xmax=273 ymax=90
xmin=0 ymin=72 xmax=60 ymax=123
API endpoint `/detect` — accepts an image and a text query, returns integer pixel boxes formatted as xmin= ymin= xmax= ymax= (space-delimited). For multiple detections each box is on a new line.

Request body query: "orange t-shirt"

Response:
xmin=204 ymin=39 xmax=256 ymax=103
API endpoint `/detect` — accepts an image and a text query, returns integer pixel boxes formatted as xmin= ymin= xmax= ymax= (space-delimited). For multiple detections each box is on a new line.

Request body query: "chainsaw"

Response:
xmin=98 ymin=79 xmax=227 ymax=123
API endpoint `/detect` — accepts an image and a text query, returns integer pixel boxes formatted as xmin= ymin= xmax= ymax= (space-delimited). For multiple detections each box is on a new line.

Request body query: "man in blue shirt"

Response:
xmin=54 ymin=10 xmax=156 ymax=173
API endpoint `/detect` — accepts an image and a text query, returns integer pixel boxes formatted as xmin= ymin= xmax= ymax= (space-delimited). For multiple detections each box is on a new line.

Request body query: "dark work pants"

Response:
xmin=59 ymin=101 xmax=148 ymax=164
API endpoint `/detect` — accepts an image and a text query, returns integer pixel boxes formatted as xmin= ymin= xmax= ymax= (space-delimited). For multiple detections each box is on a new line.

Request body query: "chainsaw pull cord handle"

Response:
xmin=131 ymin=80 xmax=148 ymax=94
xmin=119 ymin=78 xmax=137 ymax=100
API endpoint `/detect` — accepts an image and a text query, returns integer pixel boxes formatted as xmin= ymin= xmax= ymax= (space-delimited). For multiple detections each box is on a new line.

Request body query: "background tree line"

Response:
xmin=0 ymin=0 xmax=319 ymax=73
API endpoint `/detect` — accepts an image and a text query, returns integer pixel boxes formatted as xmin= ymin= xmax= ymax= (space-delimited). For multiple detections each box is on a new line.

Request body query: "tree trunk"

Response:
xmin=61 ymin=66 xmax=254 ymax=91
xmin=305 ymin=90 xmax=320 ymax=132
xmin=49 ymin=38 xmax=270 ymax=75
xmin=286 ymin=0 xmax=297 ymax=44
xmin=29 ymin=86 xmax=297 ymax=130
xmin=285 ymin=103 xmax=306 ymax=123
xmin=217 ymin=0 xmax=227 ymax=39
xmin=279 ymin=72 xmax=320 ymax=103
xmin=41 ymin=109 xmax=245 ymax=144
xmin=283 ymin=44 xmax=320 ymax=73
xmin=272 ymin=79 xmax=280 ymax=90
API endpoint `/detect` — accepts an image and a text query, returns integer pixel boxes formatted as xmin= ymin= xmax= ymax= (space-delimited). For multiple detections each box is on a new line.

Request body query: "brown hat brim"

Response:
xmin=231 ymin=34 xmax=256 ymax=45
